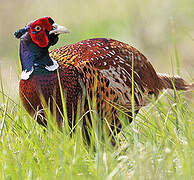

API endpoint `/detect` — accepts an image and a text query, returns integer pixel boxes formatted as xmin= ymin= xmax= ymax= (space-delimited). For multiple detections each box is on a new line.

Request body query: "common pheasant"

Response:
xmin=14 ymin=17 xmax=192 ymax=137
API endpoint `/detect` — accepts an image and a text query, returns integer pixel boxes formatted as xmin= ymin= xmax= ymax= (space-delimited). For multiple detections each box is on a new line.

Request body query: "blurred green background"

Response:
xmin=0 ymin=0 xmax=193 ymax=98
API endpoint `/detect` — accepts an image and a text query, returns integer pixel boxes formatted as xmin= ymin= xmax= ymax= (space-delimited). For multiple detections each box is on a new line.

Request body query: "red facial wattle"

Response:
xmin=29 ymin=17 xmax=53 ymax=47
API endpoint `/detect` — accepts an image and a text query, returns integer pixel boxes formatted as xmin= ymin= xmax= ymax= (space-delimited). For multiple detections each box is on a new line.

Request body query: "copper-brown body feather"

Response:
xmin=20 ymin=38 xmax=191 ymax=133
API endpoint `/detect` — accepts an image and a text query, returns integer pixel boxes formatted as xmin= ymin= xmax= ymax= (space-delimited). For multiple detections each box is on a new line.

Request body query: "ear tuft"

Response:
xmin=14 ymin=26 xmax=30 ymax=39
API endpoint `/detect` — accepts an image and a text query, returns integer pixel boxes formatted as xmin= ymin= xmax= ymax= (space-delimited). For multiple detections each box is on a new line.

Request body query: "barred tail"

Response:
xmin=157 ymin=73 xmax=194 ymax=91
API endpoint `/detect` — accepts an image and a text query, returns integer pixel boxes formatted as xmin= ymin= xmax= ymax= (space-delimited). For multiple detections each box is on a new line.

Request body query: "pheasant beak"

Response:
xmin=49 ymin=23 xmax=70 ymax=35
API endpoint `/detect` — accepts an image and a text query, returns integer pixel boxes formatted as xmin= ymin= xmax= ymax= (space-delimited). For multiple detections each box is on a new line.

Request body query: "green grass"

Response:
xmin=0 ymin=77 xmax=193 ymax=179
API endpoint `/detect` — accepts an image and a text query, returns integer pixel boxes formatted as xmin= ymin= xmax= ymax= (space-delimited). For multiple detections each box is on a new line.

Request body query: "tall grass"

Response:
xmin=0 ymin=69 xmax=193 ymax=179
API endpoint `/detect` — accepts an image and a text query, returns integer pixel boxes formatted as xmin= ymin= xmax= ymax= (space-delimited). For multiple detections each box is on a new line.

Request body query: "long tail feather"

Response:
xmin=157 ymin=73 xmax=194 ymax=91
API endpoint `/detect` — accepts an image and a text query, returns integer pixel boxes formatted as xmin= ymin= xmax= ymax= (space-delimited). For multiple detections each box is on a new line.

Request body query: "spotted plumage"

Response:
xmin=14 ymin=17 xmax=192 ymax=139
xmin=49 ymin=38 xmax=162 ymax=126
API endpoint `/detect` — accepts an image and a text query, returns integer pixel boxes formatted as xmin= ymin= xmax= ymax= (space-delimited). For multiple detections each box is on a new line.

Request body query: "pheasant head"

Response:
xmin=14 ymin=16 xmax=70 ymax=47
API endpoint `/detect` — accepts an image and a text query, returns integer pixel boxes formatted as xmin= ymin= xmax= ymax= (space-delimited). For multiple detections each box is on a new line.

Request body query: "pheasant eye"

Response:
xmin=34 ymin=25 xmax=42 ymax=32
